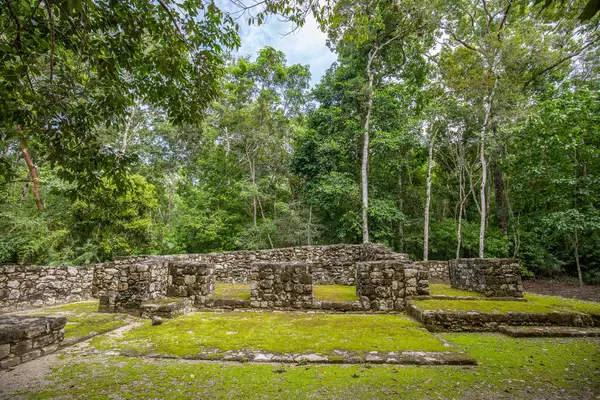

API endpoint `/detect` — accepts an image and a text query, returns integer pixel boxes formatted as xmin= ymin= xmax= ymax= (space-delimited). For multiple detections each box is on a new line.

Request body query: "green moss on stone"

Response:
xmin=413 ymin=293 xmax=600 ymax=315
xmin=91 ymin=311 xmax=449 ymax=356
xmin=21 ymin=335 xmax=600 ymax=399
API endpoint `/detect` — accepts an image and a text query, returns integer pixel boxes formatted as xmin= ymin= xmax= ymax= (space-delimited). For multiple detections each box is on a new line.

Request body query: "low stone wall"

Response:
xmin=355 ymin=261 xmax=429 ymax=312
xmin=356 ymin=261 xmax=406 ymax=311
xmin=166 ymin=261 xmax=215 ymax=304
xmin=416 ymin=261 xmax=449 ymax=281
xmin=408 ymin=305 xmax=599 ymax=332
xmin=93 ymin=244 xmax=409 ymax=294
xmin=97 ymin=259 xmax=169 ymax=313
xmin=0 ymin=265 xmax=94 ymax=313
xmin=0 ymin=316 xmax=66 ymax=369
xmin=449 ymin=258 xmax=523 ymax=298
xmin=250 ymin=262 xmax=313 ymax=309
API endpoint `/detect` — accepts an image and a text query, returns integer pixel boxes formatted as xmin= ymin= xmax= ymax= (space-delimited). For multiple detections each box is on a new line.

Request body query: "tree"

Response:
xmin=324 ymin=0 xmax=436 ymax=243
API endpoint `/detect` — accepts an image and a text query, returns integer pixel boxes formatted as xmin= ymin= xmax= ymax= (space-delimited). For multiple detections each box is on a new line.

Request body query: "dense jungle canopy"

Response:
xmin=1 ymin=0 xmax=599 ymax=284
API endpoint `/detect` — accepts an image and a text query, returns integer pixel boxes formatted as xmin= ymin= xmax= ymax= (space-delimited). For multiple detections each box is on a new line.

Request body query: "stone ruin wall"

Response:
xmin=415 ymin=260 xmax=450 ymax=281
xmin=2 ymin=244 xmax=421 ymax=313
xmin=449 ymin=258 xmax=523 ymax=298
xmin=0 ymin=264 xmax=94 ymax=313
xmin=250 ymin=261 xmax=314 ymax=309
xmin=91 ymin=243 xmax=409 ymax=297
xmin=0 ymin=315 xmax=66 ymax=370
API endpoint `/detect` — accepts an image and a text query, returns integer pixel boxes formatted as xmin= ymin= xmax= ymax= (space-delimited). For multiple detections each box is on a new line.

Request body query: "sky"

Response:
xmin=231 ymin=12 xmax=337 ymax=86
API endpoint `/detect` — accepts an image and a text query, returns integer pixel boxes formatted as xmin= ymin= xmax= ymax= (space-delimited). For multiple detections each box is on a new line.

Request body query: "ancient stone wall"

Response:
xmin=0 ymin=316 xmax=66 ymax=369
xmin=0 ymin=265 xmax=94 ymax=312
xmin=92 ymin=244 xmax=408 ymax=295
xmin=250 ymin=261 xmax=313 ymax=309
xmin=416 ymin=260 xmax=449 ymax=281
xmin=97 ymin=259 xmax=169 ymax=313
xmin=355 ymin=260 xmax=429 ymax=311
xmin=166 ymin=261 xmax=215 ymax=305
xmin=449 ymin=258 xmax=523 ymax=298
xmin=356 ymin=261 xmax=406 ymax=311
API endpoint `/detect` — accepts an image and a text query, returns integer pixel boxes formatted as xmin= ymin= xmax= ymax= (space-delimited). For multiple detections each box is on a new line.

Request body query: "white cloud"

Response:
xmin=234 ymin=14 xmax=337 ymax=86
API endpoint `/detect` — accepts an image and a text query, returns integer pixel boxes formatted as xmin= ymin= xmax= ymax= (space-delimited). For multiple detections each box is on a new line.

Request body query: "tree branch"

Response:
xmin=156 ymin=0 xmax=187 ymax=43
xmin=524 ymin=34 xmax=600 ymax=88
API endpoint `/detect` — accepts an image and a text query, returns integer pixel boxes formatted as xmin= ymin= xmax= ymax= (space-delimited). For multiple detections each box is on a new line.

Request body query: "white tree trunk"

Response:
xmin=361 ymin=57 xmax=375 ymax=244
xmin=423 ymin=134 xmax=434 ymax=261
xmin=479 ymin=77 xmax=497 ymax=258
xmin=456 ymin=142 xmax=466 ymax=260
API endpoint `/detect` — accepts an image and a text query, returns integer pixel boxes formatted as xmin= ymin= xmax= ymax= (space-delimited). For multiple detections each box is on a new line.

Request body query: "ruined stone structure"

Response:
xmin=356 ymin=260 xmax=430 ymax=311
xmin=2 ymin=244 xmax=431 ymax=315
xmin=0 ymin=316 xmax=66 ymax=369
xmin=448 ymin=258 xmax=523 ymax=298
xmin=416 ymin=260 xmax=450 ymax=281
xmin=250 ymin=262 xmax=313 ymax=308
xmin=91 ymin=244 xmax=408 ymax=294
xmin=97 ymin=259 xmax=169 ymax=313
xmin=166 ymin=261 xmax=215 ymax=305
xmin=0 ymin=264 xmax=93 ymax=312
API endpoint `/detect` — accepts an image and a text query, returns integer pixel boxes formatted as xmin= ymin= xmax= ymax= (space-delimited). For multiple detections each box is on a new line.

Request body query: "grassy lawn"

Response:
xmin=90 ymin=311 xmax=450 ymax=356
xmin=17 ymin=301 xmax=133 ymax=342
xmin=210 ymin=283 xmax=251 ymax=300
xmin=16 ymin=335 xmax=599 ymax=399
xmin=314 ymin=285 xmax=359 ymax=302
xmin=412 ymin=293 xmax=600 ymax=315
xmin=428 ymin=283 xmax=484 ymax=298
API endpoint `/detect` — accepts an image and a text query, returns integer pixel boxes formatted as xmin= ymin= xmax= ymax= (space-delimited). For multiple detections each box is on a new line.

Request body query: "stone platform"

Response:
xmin=0 ymin=316 xmax=66 ymax=370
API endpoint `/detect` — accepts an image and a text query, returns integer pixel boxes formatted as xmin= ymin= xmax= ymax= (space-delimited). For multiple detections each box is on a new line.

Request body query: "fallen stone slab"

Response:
xmin=0 ymin=316 xmax=66 ymax=370
xmin=124 ymin=348 xmax=476 ymax=366
xmin=498 ymin=325 xmax=600 ymax=338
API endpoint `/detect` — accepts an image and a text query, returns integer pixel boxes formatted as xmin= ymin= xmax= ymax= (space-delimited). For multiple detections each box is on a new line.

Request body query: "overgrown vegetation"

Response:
xmin=1 ymin=1 xmax=599 ymax=285
xmin=412 ymin=294 xmax=600 ymax=315
xmin=16 ymin=335 xmax=600 ymax=399
xmin=90 ymin=312 xmax=450 ymax=355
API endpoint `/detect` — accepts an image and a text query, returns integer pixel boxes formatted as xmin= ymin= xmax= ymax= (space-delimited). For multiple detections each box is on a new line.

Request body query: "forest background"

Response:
xmin=1 ymin=0 xmax=599 ymax=284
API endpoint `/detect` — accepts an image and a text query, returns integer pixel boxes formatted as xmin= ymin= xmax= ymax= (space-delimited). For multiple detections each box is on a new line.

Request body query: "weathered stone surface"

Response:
xmin=166 ymin=261 xmax=215 ymax=305
xmin=0 ymin=316 xmax=65 ymax=370
xmin=416 ymin=260 xmax=449 ymax=281
xmin=250 ymin=262 xmax=314 ymax=309
xmin=93 ymin=244 xmax=410 ymax=294
xmin=356 ymin=260 xmax=428 ymax=311
xmin=449 ymin=258 xmax=523 ymax=298
xmin=151 ymin=316 xmax=163 ymax=326
xmin=407 ymin=304 xmax=598 ymax=332
xmin=141 ymin=298 xmax=193 ymax=320
xmin=0 ymin=265 xmax=94 ymax=312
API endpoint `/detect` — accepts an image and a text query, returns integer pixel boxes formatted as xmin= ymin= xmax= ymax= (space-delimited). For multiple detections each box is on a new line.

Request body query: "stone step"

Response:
xmin=498 ymin=325 xmax=600 ymax=338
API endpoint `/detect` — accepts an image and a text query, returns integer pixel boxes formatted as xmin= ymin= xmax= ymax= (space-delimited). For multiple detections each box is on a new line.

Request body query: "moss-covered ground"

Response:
xmin=428 ymin=283 xmax=484 ymax=298
xmin=412 ymin=292 xmax=600 ymax=315
xmin=15 ymin=334 xmax=599 ymax=399
xmin=90 ymin=311 xmax=450 ymax=356
xmin=17 ymin=301 xmax=132 ymax=342
xmin=210 ymin=283 xmax=251 ymax=300
xmin=313 ymin=285 xmax=359 ymax=302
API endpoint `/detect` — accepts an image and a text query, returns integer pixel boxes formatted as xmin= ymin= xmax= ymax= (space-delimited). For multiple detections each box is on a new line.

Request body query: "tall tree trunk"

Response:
xmin=493 ymin=161 xmax=507 ymax=235
xmin=479 ymin=77 xmax=497 ymax=258
xmin=423 ymin=134 xmax=434 ymax=261
xmin=398 ymin=170 xmax=404 ymax=253
xmin=18 ymin=127 xmax=44 ymax=212
xmin=361 ymin=57 xmax=375 ymax=244
xmin=456 ymin=142 xmax=466 ymax=260
xmin=120 ymin=106 xmax=137 ymax=155
xmin=574 ymin=228 xmax=583 ymax=288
